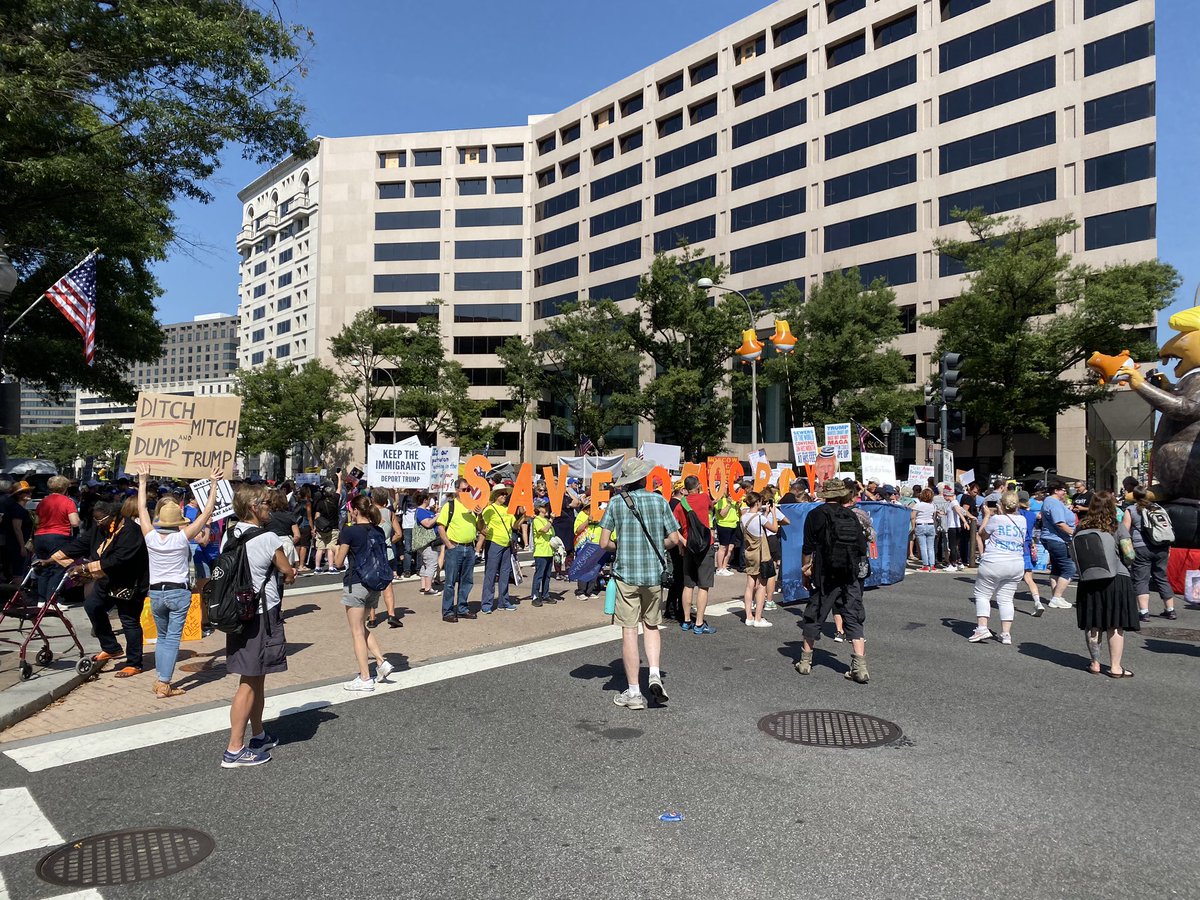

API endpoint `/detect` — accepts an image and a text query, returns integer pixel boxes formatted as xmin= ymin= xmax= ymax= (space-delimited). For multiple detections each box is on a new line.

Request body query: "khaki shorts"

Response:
xmin=614 ymin=579 xmax=663 ymax=629
xmin=315 ymin=529 xmax=339 ymax=551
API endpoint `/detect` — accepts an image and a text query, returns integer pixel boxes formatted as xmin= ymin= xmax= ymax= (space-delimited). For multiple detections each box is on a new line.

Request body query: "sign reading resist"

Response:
xmin=367 ymin=443 xmax=432 ymax=489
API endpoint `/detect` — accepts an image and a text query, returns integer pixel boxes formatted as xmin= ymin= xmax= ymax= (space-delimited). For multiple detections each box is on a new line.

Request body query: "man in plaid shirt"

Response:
xmin=600 ymin=458 xmax=681 ymax=710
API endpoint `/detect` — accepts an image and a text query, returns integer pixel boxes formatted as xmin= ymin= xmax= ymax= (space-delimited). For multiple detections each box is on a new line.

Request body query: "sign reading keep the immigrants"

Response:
xmin=367 ymin=443 xmax=433 ymax=489
xmin=126 ymin=392 xmax=242 ymax=479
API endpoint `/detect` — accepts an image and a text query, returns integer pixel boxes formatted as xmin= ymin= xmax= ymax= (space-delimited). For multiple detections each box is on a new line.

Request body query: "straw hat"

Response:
xmin=10 ymin=480 xmax=32 ymax=496
xmin=154 ymin=501 xmax=186 ymax=529
xmin=614 ymin=458 xmax=654 ymax=487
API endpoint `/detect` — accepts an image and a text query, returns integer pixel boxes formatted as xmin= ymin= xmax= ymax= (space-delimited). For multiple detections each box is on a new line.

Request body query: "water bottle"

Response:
xmin=604 ymin=577 xmax=617 ymax=615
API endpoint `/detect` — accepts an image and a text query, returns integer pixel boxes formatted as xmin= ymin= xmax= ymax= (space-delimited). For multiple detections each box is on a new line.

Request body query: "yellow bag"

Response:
xmin=140 ymin=593 xmax=204 ymax=643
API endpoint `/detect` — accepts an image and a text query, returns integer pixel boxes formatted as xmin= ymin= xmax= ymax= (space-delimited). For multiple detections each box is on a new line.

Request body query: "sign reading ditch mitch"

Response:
xmin=126 ymin=392 xmax=242 ymax=479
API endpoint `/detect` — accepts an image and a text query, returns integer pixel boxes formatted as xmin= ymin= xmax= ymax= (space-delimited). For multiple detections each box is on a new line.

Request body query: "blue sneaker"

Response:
xmin=680 ymin=621 xmax=693 ymax=632
xmin=248 ymin=732 xmax=278 ymax=752
xmin=221 ymin=747 xmax=271 ymax=768
xmin=500 ymin=604 xmax=517 ymax=611
xmin=694 ymin=622 xmax=716 ymax=635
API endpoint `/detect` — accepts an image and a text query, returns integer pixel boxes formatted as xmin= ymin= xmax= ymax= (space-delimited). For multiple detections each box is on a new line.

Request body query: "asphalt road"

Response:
xmin=1 ymin=571 xmax=1198 ymax=900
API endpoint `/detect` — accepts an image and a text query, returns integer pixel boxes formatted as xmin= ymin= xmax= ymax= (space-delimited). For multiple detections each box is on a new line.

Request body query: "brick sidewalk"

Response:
xmin=1 ymin=577 xmax=612 ymax=743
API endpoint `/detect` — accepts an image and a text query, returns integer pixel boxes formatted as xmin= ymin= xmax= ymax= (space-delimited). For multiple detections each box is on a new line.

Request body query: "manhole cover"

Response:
xmin=758 ymin=710 xmax=902 ymax=749
xmin=1141 ymin=627 xmax=1200 ymax=642
xmin=37 ymin=828 xmax=215 ymax=887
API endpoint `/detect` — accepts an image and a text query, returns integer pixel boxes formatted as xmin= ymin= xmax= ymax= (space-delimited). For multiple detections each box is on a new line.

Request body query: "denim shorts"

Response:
xmin=1044 ymin=539 xmax=1076 ymax=580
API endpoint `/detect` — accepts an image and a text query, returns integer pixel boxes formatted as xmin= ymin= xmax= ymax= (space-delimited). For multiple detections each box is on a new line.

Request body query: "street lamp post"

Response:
xmin=697 ymin=277 xmax=761 ymax=449
xmin=880 ymin=417 xmax=893 ymax=459
xmin=380 ymin=367 xmax=398 ymax=445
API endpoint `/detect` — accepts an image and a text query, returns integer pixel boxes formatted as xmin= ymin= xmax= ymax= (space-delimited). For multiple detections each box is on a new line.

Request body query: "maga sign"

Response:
xmin=127 ymin=393 xmax=241 ymax=479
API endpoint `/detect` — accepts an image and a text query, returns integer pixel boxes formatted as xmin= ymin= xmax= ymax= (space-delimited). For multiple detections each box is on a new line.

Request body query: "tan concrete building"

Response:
xmin=238 ymin=0 xmax=1157 ymax=477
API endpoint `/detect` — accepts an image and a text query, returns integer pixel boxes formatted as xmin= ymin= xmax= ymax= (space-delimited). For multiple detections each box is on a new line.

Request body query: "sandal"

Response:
xmin=114 ymin=666 xmax=143 ymax=678
xmin=1106 ymin=669 xmax=1135 ymax=679
xmin=92 ymin=651 xmax=125 ymax=663
xmin=153 ymin=681 xmax=185 ymax=698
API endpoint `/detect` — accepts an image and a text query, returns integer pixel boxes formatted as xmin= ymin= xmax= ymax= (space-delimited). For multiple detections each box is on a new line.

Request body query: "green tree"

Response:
xmin=8 ymin=425 xmax=83 ymax=471
xmin=533 ymin=299 xmax=643 ymax=452
xmin=496 ymin=336 xmax=545 ymax=462
xmin=234 ymin=359 xmax=350 ymax=477
xmin=756 ymin=274 xmax=916 ymax=434
xmin=329 ymin=310 xmax=401 ymax=447
xmin=629 ymin=249 xmax=744 ymax=459
xmin=82 ymin=420 xmax=129 ymax=468
xmin=437 ymin=362 xmax=497 ymax=454
xmin=922 ymin=211 xmax=1181 ymax=473
xmin=0 ymin=0 xmax=314 ymax=401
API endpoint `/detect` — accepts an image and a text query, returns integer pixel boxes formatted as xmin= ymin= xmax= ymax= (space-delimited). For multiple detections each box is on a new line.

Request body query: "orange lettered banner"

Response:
xmin=507 ymin=463 xmax=535 ymax=517
xmin=752 ymin=462 xmax=772 ymax=492
xmin=459 ymin=454 xmax=491 ymax=512
xmin=542 ymin=464 xmax=570 ymax=516
xmin=590 ymin=471 xmax=612 ymax=520
xmin=646 ymin=465 xmax=671 ymax=500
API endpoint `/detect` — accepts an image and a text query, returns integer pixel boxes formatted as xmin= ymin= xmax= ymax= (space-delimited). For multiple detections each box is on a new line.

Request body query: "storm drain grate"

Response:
xmin=37 ymin=828 xmax=215 ymax=887
xmin=758 ymin=710 xmax=902 ymax=749
xmin=1141 ymin=627 xmax=1200 ymax=642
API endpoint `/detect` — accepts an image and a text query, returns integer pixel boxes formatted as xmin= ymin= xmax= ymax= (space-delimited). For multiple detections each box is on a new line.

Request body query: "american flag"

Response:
xmin=857 ymin=423 xmax=872 ymax=453
xmin=45 ymin=252 xmax=98 ymax=366
xmin=578 ymin=433 xmax=595 ymax=456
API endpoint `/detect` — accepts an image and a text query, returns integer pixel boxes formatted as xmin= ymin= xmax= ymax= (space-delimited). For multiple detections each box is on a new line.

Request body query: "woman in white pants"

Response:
xmin=969 ymin=491 xmax=1027 ymax=645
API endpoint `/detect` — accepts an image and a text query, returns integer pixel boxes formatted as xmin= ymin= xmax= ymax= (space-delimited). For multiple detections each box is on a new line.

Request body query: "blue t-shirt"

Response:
xmin=1039 ymin=496 xmax=1076 ymax=543
xmin=414 ymin=508 xmax=435 ymax=528
xmin=1019 ymin=509 xmax=1038 ymax=554
xmin=338 ymin=523 xmax=382 ymax=588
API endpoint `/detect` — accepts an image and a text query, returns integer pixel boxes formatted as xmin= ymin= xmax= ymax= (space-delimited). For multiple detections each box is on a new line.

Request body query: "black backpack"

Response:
xmin=820 ymin=504 xmax=866 ymax=582
xmin=354 ymin=526 xmax=394 ymax=591
xmin=202 ymin=526 xmax=272 ymax=635
xmin=315 ymin=494 xmax=339 ymax=530
xmin=679 ymin=498 xmax=712 ymax=560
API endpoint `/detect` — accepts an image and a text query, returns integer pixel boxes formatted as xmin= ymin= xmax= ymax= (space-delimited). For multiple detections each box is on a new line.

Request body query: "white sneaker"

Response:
xmin=764 ymin=600 xmax=778 ymax=611
xmin=1048 ymin=597 xmax=1073 ymax=609
xmin=613 ymin=689 xmax=646 ymax=710
xmin=343 ymin=675 xmax=375 ymax=692
xmin=753 ymin=618 xmax=774 ymax=628
xmin=999 ymin=632 xmax=1012 ymax=645
xmin=745 ymin=617 xmax=755 ymax=626
xmin=375 ymin=660 xmax=394 ymax=682
xmin=1032 ymin=601 xmax=1045 ymax=617
xmin=968 ymin=627 xmax=992 ymax=643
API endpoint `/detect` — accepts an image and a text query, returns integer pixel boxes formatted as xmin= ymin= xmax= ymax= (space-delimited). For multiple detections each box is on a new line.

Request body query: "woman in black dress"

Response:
xmin=1072 ymin=491 xmax=1139 ymax=678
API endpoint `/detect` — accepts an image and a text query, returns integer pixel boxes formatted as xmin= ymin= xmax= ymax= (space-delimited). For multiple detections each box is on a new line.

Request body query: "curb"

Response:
xmin=0 ymin=666 xmax=90 ymax=733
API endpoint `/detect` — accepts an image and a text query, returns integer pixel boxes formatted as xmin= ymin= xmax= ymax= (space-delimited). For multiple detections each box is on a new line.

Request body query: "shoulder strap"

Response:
xmin=620 ymin=492 xmax=667 ymax=571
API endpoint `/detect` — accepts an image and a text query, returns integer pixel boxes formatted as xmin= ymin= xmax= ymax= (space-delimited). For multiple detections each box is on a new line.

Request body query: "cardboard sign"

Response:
xmin=824 ymin=423 xmax=852 ymax=462
xmin=127 ymin=392 xmax=242 ymax=479
xmin=790 ymin=426 xmax=818 ymax=465
xmin=429 ymin=447 xmax=460 ymax=494
xmin=189 ymin=478 xmax=235 ymax=523
xmin=861 ymin=452 xmax=897 ymax=486
xmin=367 ymin=443 xmax=432 ymax=489
xmin=907 ymin=465 xmax=934 ymax=487
xmin=639 ymin=442 xmax=682 ymax=472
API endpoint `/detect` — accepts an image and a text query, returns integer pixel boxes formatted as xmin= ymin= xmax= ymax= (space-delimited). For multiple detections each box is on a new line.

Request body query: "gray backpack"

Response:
xmin=1069 ymin=529 xmax=1120 ymax=582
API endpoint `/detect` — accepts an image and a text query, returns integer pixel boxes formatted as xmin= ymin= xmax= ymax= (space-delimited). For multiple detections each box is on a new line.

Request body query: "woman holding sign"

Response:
xmin=135 ymin=464 xmax=222 ymax=698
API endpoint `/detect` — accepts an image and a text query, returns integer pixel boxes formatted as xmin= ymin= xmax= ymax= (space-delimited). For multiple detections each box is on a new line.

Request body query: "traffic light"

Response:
xmin=946 ymin=408 xmax=966 ymax=443
xmin=915 ymin=403 xmax=940 ymax=441
xmin=940 ymin=352 xmax=964 ymax=403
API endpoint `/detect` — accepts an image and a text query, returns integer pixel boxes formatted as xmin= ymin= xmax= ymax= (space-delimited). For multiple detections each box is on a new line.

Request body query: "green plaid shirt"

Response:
xmin=600 ymin=489 xmax=680 ymax=586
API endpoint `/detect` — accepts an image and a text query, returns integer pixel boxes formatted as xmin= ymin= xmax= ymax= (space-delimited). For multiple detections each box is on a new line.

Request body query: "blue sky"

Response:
xmin=155 ymin=0 xmax=1198 ymax=337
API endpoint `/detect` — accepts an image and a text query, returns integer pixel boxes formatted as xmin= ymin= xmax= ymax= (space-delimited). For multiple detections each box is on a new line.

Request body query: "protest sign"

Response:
xmin=907 ymin=465 xmax=934 ymax=487
xmin=824 ymin=423 xmax=852 ymax=462
xmin=959 ymin=468 xmax=976 ymax=487
xmin=429 ymin=447 xmax=460 ymax=494
xmin=398 ymin=435 xmax=422 ymax=447
xmin=861 ymin=452 xmax=896 ymax=486
xmin=813 ymin=447 xmax=839 ymax=485
xmin=836 ymin=471 xmax=857 ymax=483
xmin=189 ymin=478 xmax=235 ymax=523
xmin=790 ymin=427 xmax=818 ymax=465
xmin=294 ymin=473 xmax=321 ymax=486
xmin=367 ymin=443 xmax=432 ymax=489
xmin=639 ymin=442 xmax=682 ymax=471
xmin=942 ymin=449 xmax=955 ymax=487
xmin=127 ymin=392 xmax=242 ymax=479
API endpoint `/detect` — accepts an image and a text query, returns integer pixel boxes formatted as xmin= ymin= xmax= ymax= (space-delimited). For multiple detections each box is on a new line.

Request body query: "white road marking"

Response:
xmin=4 ymin=597 xmax=749 ymax=774
xmin=0 ymin=788 xmax=63 ymax=857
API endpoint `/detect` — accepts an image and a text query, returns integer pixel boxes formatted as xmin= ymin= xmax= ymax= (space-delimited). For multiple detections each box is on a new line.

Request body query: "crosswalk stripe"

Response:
xmin=0 ymin=788 xmax=63 ymax=858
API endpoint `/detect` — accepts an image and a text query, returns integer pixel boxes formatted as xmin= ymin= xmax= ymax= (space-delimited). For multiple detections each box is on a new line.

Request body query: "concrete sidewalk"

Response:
xmin=0 ymin=600 xmax=100 ymax=732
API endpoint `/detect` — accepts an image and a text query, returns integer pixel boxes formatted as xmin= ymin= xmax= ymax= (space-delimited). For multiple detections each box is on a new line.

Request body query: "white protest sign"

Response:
xmin=824 ymin=423 xmax=852 ymax=462
xmin=294 ymin=473 xmax=320 ymax=486
xmin=748 ymin=448 xmax=769 ymax=472
xmin=398 ymin=435 xmax=422 ymax=447
xmin=907 ymin=465 xmax=934 ymax=487
xmin=189 ymin=478 xmax=235 ymax=523
xmin=367 ymin=443 xmax=433 ymax=489
xmin=791 ymin=426 xmax=818 ymax=465
xmin=429 ymin=447 xmax=461 ymax=494
xmin=860 ymin=452 xmax=896 ymax=486
xmin=835 ymin=471 xmax=858 ymax=483
xmin=639 ymin=442 xmax=682 ymax=471
xmin=960 ymin=468 xmax=976 ymax=487
xmin=942 ymin=449 xmax=955 ymax=487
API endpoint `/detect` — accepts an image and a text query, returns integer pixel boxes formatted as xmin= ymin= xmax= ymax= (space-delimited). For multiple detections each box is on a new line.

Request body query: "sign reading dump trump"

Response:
xmin=367 ymin=443 xmax=432 ymax=489
xmin=126 ymin=393 xmax=242 ymax=479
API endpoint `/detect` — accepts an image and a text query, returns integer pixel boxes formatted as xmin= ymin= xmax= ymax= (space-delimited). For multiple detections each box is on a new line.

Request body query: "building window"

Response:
xmin=657 ymin=111 xmax=684 ymax=137
xmin=458 ymin=146 xmax=487 ymax=164
xmin=828 ymin=0 xmax=866 ymax=22
xmin=561 ymin=121 xmax=581 ymax=144
xmin=831 ymin=255 xmax=918 ymax=288
xmin=653 ymin=215 xmax=717 ymax=252
xmin=1084 ymin=83 xmax=1155 ymax=133
xmin=454 ymin=303 xmax=523 ymax=324
xmin=593 ymin=106 xmax=614 ymax=129
xmin=735 ymin=34 xmax=766 ymax=64
xmin=620 ymin=128 xmax=643 ymax=154
xmin=939 ymin=113 xmax=1055 ymax=174
xmin=454 ymin=239 xmax=523 ymax=260
xmin=411 ymin=180 xmax=440 ymax=198
xmin=373 ymin=273 xmax=440 ymax=292
xmin=734 ymin=75 xmax=767 ymax=106
xmin=277 ymin=272 xmax=292 ymax=287
xmin=730 ymin=233 xmax=806 ymax=273
xmin=654 ymin=175 xmax=717 ymax=216
xmin=536 ymin=167 xmax=556 ymax=188
xmin=825 ymin=204 xmax=917 ymax=251
xmin=276 ymin=345 xmax=290 ymax=358
xmin=454 ymin=335 xmax=509 ymax=355
xmin=591 ymin=163 xmax=642 ymax=202
xmin=253 ymin=261 xmax=266 ymax=276
xmin=252 ymin=306 xmax=266 ymax=320
xmin=774 ymin=14 xmax=808 ymax=46
xmin=534 ymin=292 xmax=577 ymax=320
xmin=458 ymin=178 xmax=486 ymax=195
xmin=537 ymin=133 xmax=557 ymax=155
xmin=899 ymin=303 xmax=918 ymax=333
xmin=826 ymin=106 xmax=916 ymax=160
xmin=589 ymin=238 xmax=641 ymax=272
xmin=278 ymin=248 xmax=292 ymax=264
xmin=827 ymin=33 xmax=867 ymax=68
xmin=732 ymin=98 xmax=807 ymax=149
xmin=253 ymin=284 xmax=266 ymax=298
xmin=494 ymin=144 xmax=524 ymax=162
xmin=875 ymin=10 xmax=917 ymax=48
xmin=827 ymin=57 xmax=916 ymax=116
xmin=277 ymin=295 xmax=291 ymax=311
xmin=534 ymin=188 xmax=580 ymax=222
xmin=462 ymin=368 xmax=508 ymax=387
xmin=773 ymin=58 xmax=808 ymax=91
xmin=251 ymin=328 xmax=265 ymax=342
xmin=535 ymin=222 xmax=579 ymax=255
xmin=938 ymin=169 xmax=1056 ymax=225
xmin=655 ymin=134 xmax=716 ymax=177
xmin=560 ymin=156 xmax=580 ymax=177
xmin=658 ymin=72 xmax=684 ymax=99
xmin=375 ymin=210 xmax=440 ymax=230
xmin=941 ymin=0 xmax=988 ymax=19
xmin=374 ymin=241 xmax=440 ymax=261
xmin=939 ymin=57 xmax=1054 ymax=123
xmin=251 ymin=351 xmax=265 ymax=365
xmin=375 ymin=304 xmax=439 ymax=324
xmin=690 ymin=96 xmax=718 ymax=124
xmin=1085 ymin=143 xmax=1155 ymax=192
xmin=534 ymin=256 xmax=579 ymax=288
xmin=1084 ymin=204 xmax=1156 ymax=250
xmin=494 ymin=176 xmax=523 ymax=194
xmin=691 ymin=57 xmax=718 ymax=86
xmin=277 ymin=321 xmax=291 ymax=335
xmin=1084 ymin=24 xmax=1154 ymax=76
xmin=731 ymin=143 xmax=806 ymax=190
xmin=825 ymin=155 xmax=917 ymax=205
xmin=593 ymin=141 xmax=615 ymax=164
xmin=590 ymin=200 xmax=642 ymax=237
xmin=731 ymin=188 xmax=806 ymax=232
xmin=378 ymin=151 xmax=405 ymax=169
xmin=456 ymin=207 xmax=523 ymax=227
xmin=454 ymin=271 xmax=522 ymax=291
xmin=1085 ymin=0 xmax=1136 ymax=18
xmin=413 ymin=149 xmax=442 ymax=166
xmin=620 ymin=91 xmax=644 ymax=116
xmin=939 ymin=2 xmax=1055 ymax=72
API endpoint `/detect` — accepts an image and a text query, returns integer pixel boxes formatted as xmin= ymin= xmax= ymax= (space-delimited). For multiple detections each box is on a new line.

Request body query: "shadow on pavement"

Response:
xmin=568 ymin=658 xmax=623 ymax=692
xmin=1140 ymin=638 xmax=1200 ymax=658
xmin=1017 ymin=641 xmax=1092 ymax=672
xmin=273 ymin=707 xmax=339 ymax=746
xmin=382 ymin=651 xmax=411 ymax=672
xmin=940 ymin=617 xmax=977 ymax=639
xmin=285 ymin=603 xmax=321 ymax=619
xmin=777 ymin=640 xmax=846 ymax=673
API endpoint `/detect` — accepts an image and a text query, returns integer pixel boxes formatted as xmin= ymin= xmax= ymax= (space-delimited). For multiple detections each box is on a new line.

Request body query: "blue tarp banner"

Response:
xmin=568 ymin=540 xmax=610 ymax=582
xmin=779 ymin=502 xmax=911 ymax=602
